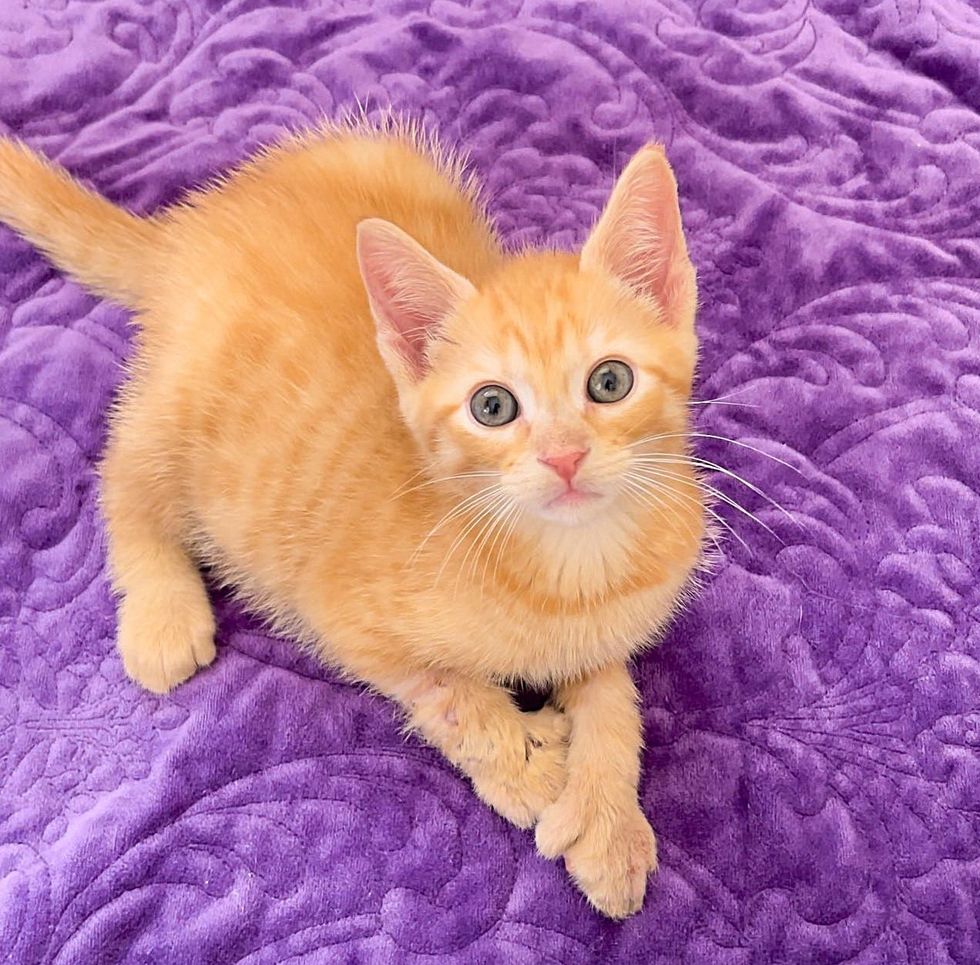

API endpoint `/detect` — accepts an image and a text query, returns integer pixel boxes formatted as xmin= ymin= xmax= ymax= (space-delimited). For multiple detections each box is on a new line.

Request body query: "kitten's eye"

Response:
xmin=470 ymin=384 xmax=519 ymax=427
xmin=588 ymin=360 xmax=634 ymax=403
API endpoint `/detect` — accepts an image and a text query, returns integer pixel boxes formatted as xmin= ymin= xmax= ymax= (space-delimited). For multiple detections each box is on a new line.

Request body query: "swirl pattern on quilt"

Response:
xmin=1 ymin=1 xmax=979 ymax=961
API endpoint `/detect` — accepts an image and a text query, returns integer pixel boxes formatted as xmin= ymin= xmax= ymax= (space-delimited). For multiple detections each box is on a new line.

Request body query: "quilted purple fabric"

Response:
xmin=2 ymin=1 xmax=979 ymax=961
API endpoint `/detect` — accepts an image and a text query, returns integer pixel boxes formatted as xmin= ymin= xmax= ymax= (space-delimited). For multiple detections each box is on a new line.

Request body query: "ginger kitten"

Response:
xmin=0 ymin=117 xmax=705 ymax=918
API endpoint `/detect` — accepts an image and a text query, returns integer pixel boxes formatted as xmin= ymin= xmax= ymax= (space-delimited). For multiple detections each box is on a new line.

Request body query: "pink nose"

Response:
xmin=538 ymin=449 xmax=588 ymax=483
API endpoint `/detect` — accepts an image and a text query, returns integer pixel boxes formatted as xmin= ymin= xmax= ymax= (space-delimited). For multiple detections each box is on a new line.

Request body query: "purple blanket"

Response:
xmin=3 ymin=1 xmax=979 ymax=961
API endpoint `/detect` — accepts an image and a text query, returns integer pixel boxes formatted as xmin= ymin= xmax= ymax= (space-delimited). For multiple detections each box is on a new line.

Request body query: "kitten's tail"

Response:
xmin=0 ymin=139 xmax=158 ymax=308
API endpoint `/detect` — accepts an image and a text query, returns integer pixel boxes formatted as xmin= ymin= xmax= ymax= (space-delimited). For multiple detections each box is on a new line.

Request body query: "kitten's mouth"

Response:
xmin=547 ymin=486 xmax=599 ymax=509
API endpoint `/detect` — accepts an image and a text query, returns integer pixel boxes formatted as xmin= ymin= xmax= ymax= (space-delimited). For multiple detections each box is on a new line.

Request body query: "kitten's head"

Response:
xmin=357 ymin=145 xmax=698 ymax=529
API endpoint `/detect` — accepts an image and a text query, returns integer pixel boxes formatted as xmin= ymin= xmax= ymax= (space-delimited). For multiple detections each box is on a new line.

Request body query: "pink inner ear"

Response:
xmin=356 ymin=219 xmax=475 ymax=378
xmin=613 ymin=171 xmax=678 ymax=296
xmin=581 ymin=146 xmax=694 ymax=326
xmin=373 ymin=270 xmax=440 ymax=354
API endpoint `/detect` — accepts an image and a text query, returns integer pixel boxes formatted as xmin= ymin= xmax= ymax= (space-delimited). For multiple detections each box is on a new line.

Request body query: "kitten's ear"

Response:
xmin=357 ymin=218 xmax=476 ymax=381
xmin=581 ymin=145 xmax=695 ymax=328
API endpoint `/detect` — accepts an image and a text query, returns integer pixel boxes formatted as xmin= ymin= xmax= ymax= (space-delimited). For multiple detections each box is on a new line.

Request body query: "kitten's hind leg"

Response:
xmin=101 ymin=431 xmax=216 ymax=694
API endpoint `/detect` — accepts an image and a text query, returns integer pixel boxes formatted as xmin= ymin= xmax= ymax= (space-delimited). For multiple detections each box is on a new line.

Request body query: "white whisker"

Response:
xmin=493 ymin=503 xmax=523 ymax=588
xmin=631 ymin=464 xmax=783 ymax=544
xmin=622 ymin=473 xmax=703 ymax=547
xmin=623 ymin=472 xmax=732 ymax=552
xmin=409 ymin=484 xmax=502 ymax=564
xmin=388 ymin=465 xmax=427 ymax=500
xmin=456 ymin=496 xmax=511 ymax=597
xmin=687 ymin=389 xmax=758 ymax=408
xmin=628 ymin=431 xmax=802 ymax=475
xmin=390 ymin=470 xmax=499 ymax=501
xmin=621 ymin=477 xmax=684 ymax=533
xmin=435 ymin=492 xmax=508 ymax=587
xmin=635 ymin=453 xmax=796 ymax=524
xmin=479 ymin=498 xmax=521 ymax=597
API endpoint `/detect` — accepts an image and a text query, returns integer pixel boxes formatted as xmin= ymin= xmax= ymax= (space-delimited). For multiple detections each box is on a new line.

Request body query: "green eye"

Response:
xmin=470 ymin=384 xmax=519 ymax=427
xmin=588 ymin=360 xmax=634 ymax=403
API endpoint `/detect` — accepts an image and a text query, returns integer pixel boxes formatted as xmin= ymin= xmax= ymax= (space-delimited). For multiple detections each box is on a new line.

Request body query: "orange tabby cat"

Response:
xmin=0 ymin=116 xmax=705 ymax=918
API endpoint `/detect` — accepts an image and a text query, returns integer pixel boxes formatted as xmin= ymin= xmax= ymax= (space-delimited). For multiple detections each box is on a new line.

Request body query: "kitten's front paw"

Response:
xmin=471 ymin=706 xmax=570 ymax=829
xmin=536 ymin=792 xmax=657 ymax=919
xmin=117 ymin=589 xmax=216 ymax=694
